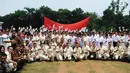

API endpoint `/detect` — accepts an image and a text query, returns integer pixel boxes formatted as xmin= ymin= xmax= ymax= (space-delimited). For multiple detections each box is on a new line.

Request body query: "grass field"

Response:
xmin=20 ymin=60 xmax=130 ymax=73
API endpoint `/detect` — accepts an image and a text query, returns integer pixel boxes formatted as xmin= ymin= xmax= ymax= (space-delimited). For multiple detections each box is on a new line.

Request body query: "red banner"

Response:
xmin=44 ymin=16 xmax=90 ymax=31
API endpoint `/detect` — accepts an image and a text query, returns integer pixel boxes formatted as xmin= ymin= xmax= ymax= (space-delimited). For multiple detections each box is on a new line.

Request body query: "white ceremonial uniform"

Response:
xmin=120 ymin=35 xmax=126 ymax=48
xmin=63 ymin=46 xmax=73 ymax=60
xmin=40 ymin=34 xmax=45 ymax=44
xmin=107 ymin=45 xmax=115 ymax=57
xmin=89 ymin=46 xmax=98 ymax=59
xmin=34 ymin=45 xmax=41 ymax=60
xmin=2 ymin=34 xmax=11 ymax=51
xmin=96 ymin=46 xmax=106 ymax=59
xmin=42 ymin=44 xmax=50 ymax=61
xmin=36 ymin=45 xmax=48 ymax=61
xmin=55 ymin=46 xmax=63 ymax=61
xmin=51 ymin=33 xmax=56 ymax=39
xmin=113 ymin=46 xmax=124 ymax=60
xmin=5 ymin=51 xmax=15 ymax=71
xmin=82 ymin=45 xmax=90 ymax=59
xmin=103 ymin=46 xmax=110 ymax=60
xmin=28 ymin=45 xmax=39 ymax=62
xmin=57 ymin=34 xmax=62 ymax=43
xmin=47 ymin=46 xmax=55 ymax=61
xmin=27 ymin=48 xmax=35 ymax=62
xmin=73 ymin=47 xmax=84 ymax=60
xmin=32 ymin=35 xmax=40 ymax=45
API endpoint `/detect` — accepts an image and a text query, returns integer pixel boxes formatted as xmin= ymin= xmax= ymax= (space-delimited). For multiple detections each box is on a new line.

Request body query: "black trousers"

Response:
xmin=89 ymin=52 xmax=96 ymax=59
xmin=113 ymin=42 xmax=117 ymax=47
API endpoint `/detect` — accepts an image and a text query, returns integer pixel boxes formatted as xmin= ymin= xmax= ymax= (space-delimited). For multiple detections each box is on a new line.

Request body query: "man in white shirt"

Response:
xmin=107 ymin=42 xmax=115 ymax=60
xmin=89 ymin=41 xmax=98 ymax=59
xmin=27 ymin=43 xmax=40 ymax=62
xmin=123 ymin=43 xmax=130 ymax=62
xmin=55 ymin=44 xmax=63 ymax=61
xmin=96 ymin=42 xmax=106 ymax=60
xmin=38 ymin=44 xmax=49 ymax=61
xmin=47 ymin=44 xmax=55 ymax=61
xmin=32 ymin=32 xmax=40 ymax=45
xmin=2 ymin=31 xmax=11 ymax=51
xmin=5 ymin=46 xmax=17 ymax=71
xmin=112 ymin=32 xmax=120 ymax=47
xmin=63 ymin=43 xmax=73 ymax=61
xmin=113 ymin=42 xmax=124 ymax=60
xmin=82 ymin=41 xmax=90 ymax=59
xmin=73 ymin=43 xmax=84 ymax=61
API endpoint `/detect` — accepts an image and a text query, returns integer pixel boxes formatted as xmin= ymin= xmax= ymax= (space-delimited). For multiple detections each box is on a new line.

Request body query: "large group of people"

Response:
xmin=0 ymin=27 xmax=130 ymax=73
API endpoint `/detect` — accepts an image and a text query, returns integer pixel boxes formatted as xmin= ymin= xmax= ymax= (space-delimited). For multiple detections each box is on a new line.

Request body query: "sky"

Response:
xmin=0 ymin=0 xmax=130 ymax=16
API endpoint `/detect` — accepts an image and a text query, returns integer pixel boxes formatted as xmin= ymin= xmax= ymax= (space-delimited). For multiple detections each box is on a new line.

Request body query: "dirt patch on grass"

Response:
xmin=20 ymin=61 xmax=130 ymax=73
xmin=57 ymin=62 xmax=68 ymax=73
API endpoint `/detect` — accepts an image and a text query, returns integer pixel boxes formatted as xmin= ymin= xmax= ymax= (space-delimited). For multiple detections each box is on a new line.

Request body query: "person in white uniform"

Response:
xmin=73 ymin=43 xmax=84 ymax=61
xmin=63 ymin=43 xmax=73 ymax=61
xmin=27 ymin=43 xmax=39 ymax=62
xmin=55 ymin=44 xmax=63 ymax=61
xmin=89 ymin=41 xmax=98 ymax=59
xmin=107 ymin=42 xmax=115 ymax=60
xmin=113 ymin=42 xmax=124 ymax=60
xmin=47 ymin=44 xmax=55 ymax=61
xmin=96 ymin=42 xmax=106 ymax=59
xmin=123 ymin=43 xmax=130 ymax=62
xmin=82 ymin=41 xmax=90 ymax=59
xmin=5 ymin=46 xmax=17 ymax=71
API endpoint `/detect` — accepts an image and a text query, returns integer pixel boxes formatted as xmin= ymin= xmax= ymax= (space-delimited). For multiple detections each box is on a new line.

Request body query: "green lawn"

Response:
xmin=20 ymin=60 xmax=130 ymax=73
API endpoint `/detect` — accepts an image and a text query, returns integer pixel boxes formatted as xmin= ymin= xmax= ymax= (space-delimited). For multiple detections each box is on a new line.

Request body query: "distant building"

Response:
xmin=0 ymin=22 xmax=3 ymax=29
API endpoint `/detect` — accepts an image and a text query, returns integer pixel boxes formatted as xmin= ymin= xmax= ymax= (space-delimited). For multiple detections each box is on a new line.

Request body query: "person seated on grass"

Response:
xmin=102 ymin=43 xmax=110 ymax=60
xmin=96 ymin=42 xmax=106 ymax=60
xmin=0 ymin=53 xmax=11 ymax=73
xmin=11 ymin=46 xmax=27 ymax=71
xmin=107 ymin=42 xmax=115 ymax=60
xmin=89 ymin=41 xmax=98 ymax=59
xmin=82 ymin=41 xmax=90 ymax=60
xmin=55 ymin=43 xmax=63 ymax=61
xmin=123 ymin=43 xmax=130 ymax=62
xmin=113 ymin=42 xmax=124 ymax=60
xmin=73 ymin=43 xmax=84 ymax=61
xmin=5 ymin=46 xmax=17 ymax=71
xmin=47 ymin=44 xmax=55 ymax=61
xmin=63 ymin=43 xmax=73 ymax=61
xmin=32 ymin=43 xmax=41 ymax=61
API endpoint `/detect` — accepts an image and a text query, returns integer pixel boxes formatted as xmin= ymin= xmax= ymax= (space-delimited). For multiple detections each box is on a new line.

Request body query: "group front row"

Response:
xmin=27 ymin=41 xmax=130 ymax=62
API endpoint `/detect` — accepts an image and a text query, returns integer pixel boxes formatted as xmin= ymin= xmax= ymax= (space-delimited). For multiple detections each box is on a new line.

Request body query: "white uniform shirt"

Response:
xmin=73 ymin=47 xmax=82 ymax=56
xmin=32 ymin=35 xmax=40 ymax=45
xmin=1 ymin=34 xmax=11 ymax=51
xmin=5 ymin=51 xmax=12 ymax=61
xmin=112 ymin=35 xmax=120 ymax=42
xmin=64 ymin=46 xmax=73 ymax=55
xmin=82 ymin=45 xmax=90 ymax=53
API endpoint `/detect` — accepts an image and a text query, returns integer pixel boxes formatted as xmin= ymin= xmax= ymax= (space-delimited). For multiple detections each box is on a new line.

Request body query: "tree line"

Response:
xmin=0 ymin=0 xmax=130 ymax=31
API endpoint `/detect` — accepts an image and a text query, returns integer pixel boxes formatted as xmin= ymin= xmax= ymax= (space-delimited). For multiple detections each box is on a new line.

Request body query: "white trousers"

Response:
xmin=64 ymin=53 xmax=72 ymax=60
xmin=73 ymin=54 xmax=84 ymax=60
xmin=56 ymin=53 xmax=63 ymax=61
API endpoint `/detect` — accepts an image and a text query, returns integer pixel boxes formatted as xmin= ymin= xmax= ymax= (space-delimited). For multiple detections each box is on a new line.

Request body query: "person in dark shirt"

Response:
xmin=10 ymin=31 xmax=24 ymax=50
xmin=0 ymin=53 xmax=10 ymax=73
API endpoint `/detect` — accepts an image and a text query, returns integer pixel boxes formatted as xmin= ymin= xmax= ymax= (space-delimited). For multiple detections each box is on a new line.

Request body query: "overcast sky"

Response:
xmin=0 ymin=0 xmax=129 ymax=16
